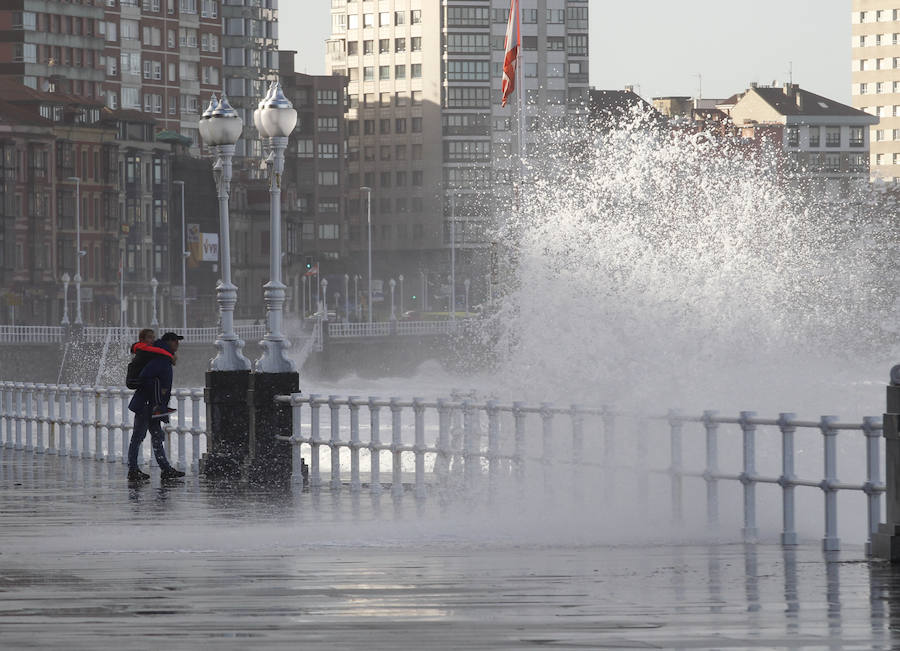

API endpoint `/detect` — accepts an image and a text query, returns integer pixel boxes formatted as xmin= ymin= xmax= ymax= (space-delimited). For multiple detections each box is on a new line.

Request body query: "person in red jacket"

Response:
xmin=126 ymin=329 xmax=176 ymax=418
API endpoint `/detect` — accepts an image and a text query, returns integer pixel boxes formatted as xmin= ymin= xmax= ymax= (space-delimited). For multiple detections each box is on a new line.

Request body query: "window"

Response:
xmin=318 ymin=224 xmax=340 ymax=239
xmin=201 ymin=33 xmax=219 ymax=52
xmin=201 ymin=0 xmax=217 ymax=18
xmin=411 ymin=10 xmax=421 ymax=24
xmin=379 ymin=65 xmax=390 ymax=80
xmin=448 ymin=6 xmax=490 ymax=26
xmin=180 ymin=27 xmax=198 ymax=47
xmin=317 ymin=201 xmax=339 ymax=214
xmin=825 ymin=126 xmax=841 ymax=147
xmin=808 ymin=126 xmax=820 ymax=147
xmin=296 ymin=139 xmax=313 ymax=157
xmin=447 ymin=33 xmax=490 ymax=54
xmin=567 ymin=35 xmax=588 ymax=55
xmin=446 ymin=87 xmax=490 ymax=108
xmin=180 ymin=0 xmax=197 ymax=13
xmin=445 ymin=141 xmax=491 ymax=161
xmin=447 ymin=60 xmax=490 ymax=81
xmin=364 ymin=119 xmax=375 ymax=135
xmin=786 ymin=126 xmax=799 ymax=147
xmin=567 ymin=6 xmax=588 ymax=29
xmin=318 ymin=171 xmax=339 ymax=186
xmin=380 ymin=118 xmax=391 ymax=134
xmin=522 ymin=8 xmax=538 ymax=23
xmin=411 ymin=63 xmax=422 ymax=78
xmin=202 ymin=66 xmax=218 ymax=85
xmin=121 ymin=19 xmax=139 ymax=40
xmin=395 ymin=11 xmax=405 ymax=25
xmin=411 ymin=37 xmax=422 ymax=52
xmin=395 ymin=38 xmax=406 ymax=53
xmin=347 ymin=14 xmax=358 ymax=30
xmin=379 ymin=11 xmax=390 ymax=26
xmin=363 ymin=13 xmax=374 ymax=27
xmin=347 ymin=41 xmax=358 ymax=56
xmin=547 ymin=8 xmax=564 ymax=23
xmin=318 ymin=143 xmax=339 ymax=158
xmin=317 ymin=117 xmax=339 ymax=132
xmin=395 ymin=118 xmax=407 ymax=133
xmin=412 ymin=117 xmax=422 ymax=133
xmin=317 ymin=89 xmax=339 ymax=105
xmin=850 ymin=127 xmax=865 ymax=147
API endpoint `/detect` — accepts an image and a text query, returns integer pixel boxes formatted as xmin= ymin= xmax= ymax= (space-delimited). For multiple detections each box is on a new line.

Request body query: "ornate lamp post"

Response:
xmin=61 ymin=273 xmax=70 ymax=326
xmin=398 ymin=274 xmax=404 ymax=316
xmin=254 ymin=80 xmax=297 ymax=374
xmin=321 ymin=278 xmax=328 ymax=321
xmin=200 ymin=94 xmax=250 ymax=372
xmin=150 ymin=277 xmax=159 ymax=327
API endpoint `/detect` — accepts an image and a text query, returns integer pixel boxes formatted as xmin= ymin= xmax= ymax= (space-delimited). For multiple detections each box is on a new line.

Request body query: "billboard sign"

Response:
xmin=201 ymin=233 xmax=219 ymax=262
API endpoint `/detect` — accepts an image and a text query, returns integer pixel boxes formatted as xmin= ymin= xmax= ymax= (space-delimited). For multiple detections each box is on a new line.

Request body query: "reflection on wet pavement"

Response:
xmin=2 ymin=448 xmax=900 ymax=649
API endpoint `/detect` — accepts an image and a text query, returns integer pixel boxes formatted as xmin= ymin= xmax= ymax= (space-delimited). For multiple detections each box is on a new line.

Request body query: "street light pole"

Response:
xmin=343 ymin=273 xmax=349 ymax=324
xmin=254 ymin=80 xmax=298 ymax=374
xmin=361 ymin=187 xmax=373 ymax=324
xmin=67 ymin=177 xmax=84 ymax=325
xmin=464 ymin=278 xmax=470 ymax=317
xmin=399 ymin=274 xmax=404 ymax=316
xmin=173 ymin=180 xmax=188 ymax=332
xmin=450 ymin=193 xmax=456 ymax=322
xmin=389 ymin=278 xmax=396 ymax=321
xmin=321 ymin=278 xmax=328 ymax=321
xmin=150 ymin=277 xmax=159 ymax=327
xmin=354 ymin=274 xmax=360 ymax=321
xmin=201 ymin=94 xmax=250 ymax=372
xmin=61 ymin=273 xmax=70 ymax=326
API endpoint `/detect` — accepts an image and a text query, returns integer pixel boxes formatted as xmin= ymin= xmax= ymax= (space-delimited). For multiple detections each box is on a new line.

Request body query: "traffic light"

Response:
xmin=305 ymin=256 xmax=313 ymax=270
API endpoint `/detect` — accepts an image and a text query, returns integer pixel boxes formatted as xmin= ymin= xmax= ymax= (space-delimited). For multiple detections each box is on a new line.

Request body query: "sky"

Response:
xmin=279 ymin=1 xmax=851 ymax=104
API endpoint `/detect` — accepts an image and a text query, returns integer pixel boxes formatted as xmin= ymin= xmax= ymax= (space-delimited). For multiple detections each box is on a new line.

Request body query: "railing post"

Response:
xmin=540 ymin=403 xmax=554 ymax=495
xmin=329 ymin=395 xmax=342 ymax=491
xmin=668 ymin=409 xmax=683 ymax=524
xmin=413 ymin=397 xmax=426 ymax=500
xmin=391 ymin=397 xmax=403 ymax=498
xmin=35 ymin=384 xmax=46 ymax=453
xmin=190 ymin=389 xmax=203 ymax=473
xmin=0 ymin=383 xmax=7 ymax=449
xmin=46 ymin=384 xmax=57 ymax=454
xmin=92 ymin=387 xmax=102 ymax=461
xmin=513 ymin=402 xmax=525 ymax=486
xmin=349 ymin=396 xmax=361 ymax=492
xmin=57 ymin=386 xmax=68 ymax=456
xmin=602 ymin=407 xmax=615 ymax=499
xmin=369 ymin=397 xmax=382 ymax=495
xmin=14 ymin=382 xmax=23 ymax=450
xmin=176 ymin=391 xmax=187 ymax=471
xmin=488 ymin=400 xmax=501 ymax=500
xmin=462 ymin=399 xmax=477 ymax=494
xmin=820 ymin=415 xmax=840 ymax=552
xmin=23 ymin=383 xmax=34 ymax=452
xmin=864 ymin=416 xmax=883 ymax=556
xmin=290 ymin=395 xmax=304 ymax=485
xmin=873 ymin=370 xmax=900 ymax=560
xmin=436 ymin=398 xmax=450 ymax=492
xmin=703 ymin=410 xmax=719 ymax=528
xmin=106 ymin=387 xmax=116 ymax=463
xmin=308 ymin=394 xmax=321 ymax=488
xmin=740 ymin=411 xmax=758 ymax=542
xmin=68 ymin=385 xmax=79 ymax=458
xmin=81 ymin=385 xmax=92 ymax=459
xmin=778 ymin=413 xmax=798 ymax=546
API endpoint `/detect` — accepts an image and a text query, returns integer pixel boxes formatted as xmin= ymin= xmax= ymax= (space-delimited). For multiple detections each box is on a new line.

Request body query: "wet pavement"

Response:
xmin=2 ymin=449 xmax=900 ymax=650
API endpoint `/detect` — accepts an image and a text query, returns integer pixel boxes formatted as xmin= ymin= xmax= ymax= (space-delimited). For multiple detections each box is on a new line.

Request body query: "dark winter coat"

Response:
xmin=128 ymin=339 xmax=175 ymax=413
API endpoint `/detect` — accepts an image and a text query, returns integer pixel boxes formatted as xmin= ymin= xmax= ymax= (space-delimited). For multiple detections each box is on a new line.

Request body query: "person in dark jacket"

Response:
xmin=127 ymin=332 xmax=186 ymax=481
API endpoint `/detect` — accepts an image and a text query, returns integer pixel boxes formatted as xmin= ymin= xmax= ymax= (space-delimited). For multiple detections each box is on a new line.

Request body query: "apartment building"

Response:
xmin=851 ymin=2 xmax=900 ymax=181
xmin=327 ymin=0 xmax=589 ymax=306
xmin=730 ymin=83 xmax=878 ymax=198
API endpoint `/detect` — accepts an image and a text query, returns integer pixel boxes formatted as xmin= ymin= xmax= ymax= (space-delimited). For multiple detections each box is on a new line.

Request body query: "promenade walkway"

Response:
xmin=1 ymin=447 xmax=899 ymax=650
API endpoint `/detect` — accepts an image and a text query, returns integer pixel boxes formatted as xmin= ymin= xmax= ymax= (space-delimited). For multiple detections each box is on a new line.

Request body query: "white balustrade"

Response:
xmin=0 ymin=381 xmax=207 ymax=473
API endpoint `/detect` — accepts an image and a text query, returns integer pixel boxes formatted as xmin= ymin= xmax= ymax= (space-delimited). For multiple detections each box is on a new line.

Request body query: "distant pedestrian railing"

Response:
xmin=0 ymin=324 xmax=269 ymax=345
xmin=327 ymin=319 xmax=472 ymax=338
xmin=275 ymin=392 xmax=884 ymax=552
xmin=0 ymin=381 xmax=207 ymax=472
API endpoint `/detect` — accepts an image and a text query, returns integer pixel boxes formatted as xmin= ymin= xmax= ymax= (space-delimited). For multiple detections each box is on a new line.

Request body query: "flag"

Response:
xmin=501 ymin=0 xmax=520 ymax=108
xmin=304 ymin=263 xmax=318 ymax=277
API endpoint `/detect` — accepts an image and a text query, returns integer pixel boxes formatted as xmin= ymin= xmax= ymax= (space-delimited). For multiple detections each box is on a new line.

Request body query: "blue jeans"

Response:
xmin=128 ymin=405 xmax=172 ymax=471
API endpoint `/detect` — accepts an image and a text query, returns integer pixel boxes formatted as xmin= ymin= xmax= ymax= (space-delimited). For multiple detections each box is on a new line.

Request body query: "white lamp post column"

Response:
xmin=61 ymin=273 xmax=70 ymax=326
xmin=254 ymin=80 xmax=298 ymax=374
xmin=201 ymin=94 xmax=250 ymax=372
xmin=354 ymin=274 xmax=360 ymax=321
xmin=343 ymin=274 xmax=349 ymax=324
xmin=150 ymin=277 xmax=159 ymax=327
xmin=398 ymin=274 xmax=404 ymax=316
xmin=389 ymin=278 xmax=396 ymax=321
xmin=321 ymin=279 xmax=328 ymax=321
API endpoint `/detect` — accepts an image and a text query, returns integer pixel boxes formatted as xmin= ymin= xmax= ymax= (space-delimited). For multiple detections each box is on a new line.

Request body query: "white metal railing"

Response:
xmin=327 ymin=319 xmax=470 ymax=338
xmin=0 ymin=381 xmax=207 ymax=473
xmin=275 ymin=392 xmax=885 ymax=552
xmin=0 ymin=324 xmax=269 ymax=345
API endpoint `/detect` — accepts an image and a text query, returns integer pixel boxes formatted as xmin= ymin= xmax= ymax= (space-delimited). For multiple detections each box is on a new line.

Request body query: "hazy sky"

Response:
xmin=279 ymin=1 xmax=851 ymax=104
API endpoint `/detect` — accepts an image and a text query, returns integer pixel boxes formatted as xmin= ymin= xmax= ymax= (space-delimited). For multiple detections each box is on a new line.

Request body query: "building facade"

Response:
xmin=851 ymin=2 xmax=900 ymax=181
xmin=326 ymin=0 xmax=590 ymax=311
xmin=730 ymin=83 xmax=878 ymax=198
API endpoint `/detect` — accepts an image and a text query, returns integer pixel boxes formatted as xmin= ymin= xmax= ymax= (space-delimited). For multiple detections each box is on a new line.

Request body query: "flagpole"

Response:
xmin=516 ymin=2 xmax=525 ymax=206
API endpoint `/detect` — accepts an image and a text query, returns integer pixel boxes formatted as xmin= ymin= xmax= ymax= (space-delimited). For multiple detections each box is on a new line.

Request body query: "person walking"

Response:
xmin=127 ymin=331 xmax=186 ymax=481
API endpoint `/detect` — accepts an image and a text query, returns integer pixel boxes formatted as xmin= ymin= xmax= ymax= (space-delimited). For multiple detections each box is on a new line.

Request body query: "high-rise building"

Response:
xmin=327 ymin=0 xmax=589 ymax=308
xmin=851 ymin=2 xmax=898 ymax=181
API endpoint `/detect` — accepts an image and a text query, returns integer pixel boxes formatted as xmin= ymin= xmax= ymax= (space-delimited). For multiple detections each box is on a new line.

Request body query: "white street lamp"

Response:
xmin=343 ymin=273 xmax=349 ymax=324
xmin=67 ymin=177 xmax=85 ymax=325
xmin=398 ymin=274 xmax=404 ymax=317
xmin=321 ymin=278 xmax=328 ymax=321
xmin=150 ymin=277 xmax=159 ymax=327
xmin=202 ymin=93 xmax=250 ymax=372
xmin=420 ymin=270 xmax=427 ymax=312
xmin=464 ymin=278 xmax=470 ymax=317
xmin=61 ymin=272 xmax=70 ymax=326
xmin=354 ymin=274 xmax=361 ymax=321
xmin=254 ymin=80 xmax=298 ymax=374
xmin=360 ymin=187 xmax=373 ymax=324
xmin=173 ymin=180 xmax=189 ymax=332
xmin=389 ymin=278 xmax=396 ymax=321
